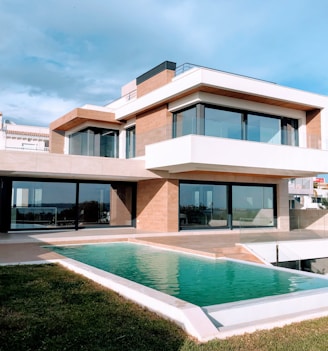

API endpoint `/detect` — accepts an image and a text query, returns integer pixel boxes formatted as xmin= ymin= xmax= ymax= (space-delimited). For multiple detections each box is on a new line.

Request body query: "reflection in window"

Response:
xmin=179 ymin=183 xmax=228 ymax=228
xmin=69 ymin=127 xmax=119 ymax=157
xmin=205 ymin=107 xmax=242 ymax=140
xmin=282 ymin=118 xmax=298 ymax=146
xmin=173 ymin=103 xmax=298 ymax=146
xmin=173 ymin=106 xmax=197 ymax=137
xmin=11 ymin=181 xmax=76 ymax=230
xmin=232 ymin=185 xmax=274 ymax=227
xmin=126 ymin=126 xmax=136 ymax=158
xmin=179 ymin=182 xmax=276 ymax=230
xmin=247 ymin=114 xmax=281 ymax=144
xmin=79 ymin=183 xmax=110 ymax=227
xmin=10 ymin=180 xmax=134 ymax=230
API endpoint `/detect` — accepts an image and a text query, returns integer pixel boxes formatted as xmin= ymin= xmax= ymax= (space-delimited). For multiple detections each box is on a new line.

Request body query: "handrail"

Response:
xmin=175 ymin=62 xmax=277 ymax=84
xmin=175 ymin=63 xmax=200 ymax=76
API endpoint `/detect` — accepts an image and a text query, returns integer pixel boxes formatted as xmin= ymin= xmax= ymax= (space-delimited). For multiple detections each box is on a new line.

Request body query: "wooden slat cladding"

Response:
xmin=135 ymin=105 xmax=172 ymax=157
xmin=169 ymin=86 xmax=316 ymax=111
xmin=50 ymin=108 xmax=120 ymax=132
xmin=306 ymin=109 xmax=321 ymax=149
xmin=137 ymin=69 xmax=175 ymax=97
xmin=49 ymin=130 xmax=65 ymax=153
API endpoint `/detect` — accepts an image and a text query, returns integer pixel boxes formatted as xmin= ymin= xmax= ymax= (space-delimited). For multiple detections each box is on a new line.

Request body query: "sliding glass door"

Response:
xmin=11 ymin=181 xmax=76 ymax=229
xmin=10 ymin=179 xmax=134 ymax=230
xmin=232 ymin=185 xmax=274 ymax=227
xmin=179 ymin=181 xmax=276 ymax=230
xmin=179 ymin=183 xmax=228 ymax=228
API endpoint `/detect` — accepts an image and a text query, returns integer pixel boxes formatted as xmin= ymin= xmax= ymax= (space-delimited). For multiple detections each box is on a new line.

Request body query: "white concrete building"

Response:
xmin=0 ymin=112 xmax=49 ymax=152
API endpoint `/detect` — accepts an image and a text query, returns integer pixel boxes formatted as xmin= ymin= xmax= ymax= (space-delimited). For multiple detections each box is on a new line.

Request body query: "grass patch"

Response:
xmin=0 ymin=264 xmax=328 ymax=351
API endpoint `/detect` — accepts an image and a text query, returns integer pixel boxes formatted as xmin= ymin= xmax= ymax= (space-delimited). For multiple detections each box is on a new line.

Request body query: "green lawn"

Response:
xmin=1 ymin=264 xmax=328 ymax=351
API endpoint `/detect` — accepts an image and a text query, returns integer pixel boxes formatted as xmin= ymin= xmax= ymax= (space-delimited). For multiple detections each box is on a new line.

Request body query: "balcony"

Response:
xmin=145 ymin=135 xmax=328 ymax=177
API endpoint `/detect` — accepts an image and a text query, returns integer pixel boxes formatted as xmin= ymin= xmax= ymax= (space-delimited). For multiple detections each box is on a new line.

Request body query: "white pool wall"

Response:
xmin=242 ymin=239 xmax=328 ymax=263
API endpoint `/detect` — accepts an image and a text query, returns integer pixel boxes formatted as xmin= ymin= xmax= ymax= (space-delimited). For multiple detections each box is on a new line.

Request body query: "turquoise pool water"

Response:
xmin=51 ymin=242 xmax=328 ymax=306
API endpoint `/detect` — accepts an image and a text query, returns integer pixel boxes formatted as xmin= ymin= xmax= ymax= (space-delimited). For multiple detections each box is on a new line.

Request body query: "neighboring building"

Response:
xmin=0 ymin=112 xmax=49 ymax=152
xmin=289 ymin=177 xmax=328 ymax=209
xmin=2 ymin=61 xmax=328 ymax=233
xmin=288 ymin=177 xmax=315 ymax=209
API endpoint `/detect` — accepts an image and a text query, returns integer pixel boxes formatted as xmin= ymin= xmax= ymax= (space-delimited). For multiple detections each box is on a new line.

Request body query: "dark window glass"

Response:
xmin=11 ymin=181 xmax=76 ymax=230
xmin=282 ymin=118 xmax=299 ymax=146
xmin=10 ymin=180 xmax=134 ymax=230
xmin=78 ymin=183 xmax=110 ymax=227
xmin=69 ymin=127 xmax=119 ymax=157
xmin=179 ymin=182 xmax=276 ymax=230
xmin=173 ymin=103 xmax=298 ymax=147
xmin=179 ymin=183 xmax=228 ymax=228
xmin=126 ymin=126 xmax=136 ymax=158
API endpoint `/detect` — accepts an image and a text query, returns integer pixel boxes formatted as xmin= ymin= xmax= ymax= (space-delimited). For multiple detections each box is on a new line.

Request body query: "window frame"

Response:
xmin=173 ymin=103 xmax=299 ymax=146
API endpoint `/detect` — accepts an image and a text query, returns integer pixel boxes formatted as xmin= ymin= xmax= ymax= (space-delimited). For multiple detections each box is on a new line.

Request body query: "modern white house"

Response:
xmin=1 ymin=61 xmax=328 ymax=233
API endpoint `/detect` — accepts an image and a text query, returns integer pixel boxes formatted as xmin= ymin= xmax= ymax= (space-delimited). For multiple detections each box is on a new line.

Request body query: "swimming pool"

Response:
xmin=50 ymin=242 xmax=328 ymax=307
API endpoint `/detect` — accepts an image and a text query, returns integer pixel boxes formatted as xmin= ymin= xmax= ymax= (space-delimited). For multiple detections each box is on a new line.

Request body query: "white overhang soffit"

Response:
xmin=115 ymin=67 xmax=328 ymax=120
xmin=145 ymin=135 xmax=328 ymax=178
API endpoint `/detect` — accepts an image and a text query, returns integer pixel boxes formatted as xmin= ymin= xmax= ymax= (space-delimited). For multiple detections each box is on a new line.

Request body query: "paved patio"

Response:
xmin=1 ymin=227 xmax=327 ymax=265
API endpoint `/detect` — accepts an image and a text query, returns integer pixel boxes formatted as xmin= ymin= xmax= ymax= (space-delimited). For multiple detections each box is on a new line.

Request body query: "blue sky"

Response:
xmin=1 ymin=0 xmax=328 ymax=126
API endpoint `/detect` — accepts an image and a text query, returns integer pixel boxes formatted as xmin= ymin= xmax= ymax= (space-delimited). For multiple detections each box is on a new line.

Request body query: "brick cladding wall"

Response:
xmin=137 ymin=70 xmax=175 ymax=97
xmin=306 ymin=109 xmax=321 ymax=149
xmin=136 ymin=106 xmax=172 ymax=157
xmin=49 ymin=130 xmax=65 ymax=153
xmin=136 ymin=179 xmax=179 ymax=232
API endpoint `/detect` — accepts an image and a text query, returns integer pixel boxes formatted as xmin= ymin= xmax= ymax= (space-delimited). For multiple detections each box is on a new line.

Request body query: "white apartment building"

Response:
xmin=0 ymin=112 xmax=49 ymax=152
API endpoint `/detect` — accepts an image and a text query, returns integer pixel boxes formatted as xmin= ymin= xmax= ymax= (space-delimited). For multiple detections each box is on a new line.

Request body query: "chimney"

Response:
xmin=136 ymin=61 xmax=176 ymax=97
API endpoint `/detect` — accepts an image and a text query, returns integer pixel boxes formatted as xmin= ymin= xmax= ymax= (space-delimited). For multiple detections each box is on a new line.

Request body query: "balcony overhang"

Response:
xmin=50 ymin=107 xmax=121 ymax=132
xmin=145 ymin=135 xmax=328 ymax=178
xmin=115 ymin=67 xmax=328 ymax=120
xmin=0 ymin=150 xmax=158 ymax=182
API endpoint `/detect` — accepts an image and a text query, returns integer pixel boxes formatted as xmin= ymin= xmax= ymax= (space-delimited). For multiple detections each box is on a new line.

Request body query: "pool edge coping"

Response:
xmin=57 ymin=257 xmax=220 ymax=342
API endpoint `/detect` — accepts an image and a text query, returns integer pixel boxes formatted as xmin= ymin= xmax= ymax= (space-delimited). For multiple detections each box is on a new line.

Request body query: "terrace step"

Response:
xmin=213 ymin=246 xmax=263 ymax=264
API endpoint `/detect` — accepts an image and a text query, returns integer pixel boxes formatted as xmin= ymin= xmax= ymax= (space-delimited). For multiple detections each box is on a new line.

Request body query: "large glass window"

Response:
xmin=232 ymin=185 xmax=274 ymax=227
xmin=179 ymin=181 xmax=276 ymax=229
xmin=78 ymin=183 xmax=110 ymax=227
xmin=126 ymin=126 xmax=136 ymax=158
xmin=173 ymin=106 xmax=197 ymax=137
xmin=69 ymin=127 xmax=119 ymax=157
xmin=11 ymin=181 xmax=76 ymax=229
xmin=282 ymin=118 xmax=299 ymax=146
xmin=179 ymin=183 xmax=228 ymax=228
xmin=247 ymin=114 xmax=281 ymax=144
xmin=10 ymin=180 xmax=134 ymax=230
xmin=205 ymin=107 xmax=242 ymax=140
xmin=173 ymin=103 xmax=299 ymax=146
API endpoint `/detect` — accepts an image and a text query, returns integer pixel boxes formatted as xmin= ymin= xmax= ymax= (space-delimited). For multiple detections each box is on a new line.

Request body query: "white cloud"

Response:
xmin=1 ymin=88 xmax=79 ymax=126
xmin=1 ymin=0 xmax=328 ymax=126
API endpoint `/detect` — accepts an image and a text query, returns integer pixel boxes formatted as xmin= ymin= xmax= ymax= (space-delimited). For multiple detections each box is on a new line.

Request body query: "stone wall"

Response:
xmin=290 ymin=209 xmax=328 ymax=230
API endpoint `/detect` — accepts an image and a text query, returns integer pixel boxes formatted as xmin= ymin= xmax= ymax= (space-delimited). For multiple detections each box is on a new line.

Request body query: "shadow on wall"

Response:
xmin=290 ymin=209 xmax=328 ymax=230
